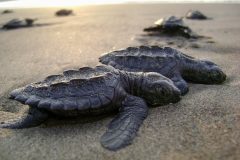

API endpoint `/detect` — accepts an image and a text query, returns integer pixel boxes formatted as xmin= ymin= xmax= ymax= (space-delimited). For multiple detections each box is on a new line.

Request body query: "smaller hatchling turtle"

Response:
xmin=143 ymin=16 xmax=196 ymax=38
xmin=1 ymin=65 xmax=181 ymax=151
xmin=185 ymin=10 xmax=208 ymax=20
xmin=2 ymin=18 xmax=37 ymax=30
xmin=55 ymin=9 xmax=73 ymax=16
xmin=99 ymin=46 xmax=227 ymax=95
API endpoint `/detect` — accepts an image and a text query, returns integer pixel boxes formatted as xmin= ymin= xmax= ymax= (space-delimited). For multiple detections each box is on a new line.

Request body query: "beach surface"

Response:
xmin=0 ymin=4 xmax=239 ymax=160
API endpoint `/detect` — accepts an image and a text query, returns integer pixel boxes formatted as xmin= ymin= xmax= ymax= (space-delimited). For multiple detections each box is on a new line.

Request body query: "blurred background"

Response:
xmin=0 ymin=0 xmax=239 ymax=8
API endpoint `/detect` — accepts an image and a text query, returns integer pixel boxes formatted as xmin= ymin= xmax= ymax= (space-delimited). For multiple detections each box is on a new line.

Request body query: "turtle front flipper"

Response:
xmin=0 ymin=107 xmax=48 ymax=129
xmin=171 ymin=73 xmax=189 ymax=95
xmin=100 ymin=95 xmax=148 ymax=151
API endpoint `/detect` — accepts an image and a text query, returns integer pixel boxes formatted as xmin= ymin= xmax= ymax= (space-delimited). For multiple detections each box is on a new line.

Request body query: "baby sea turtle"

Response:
xmin=99 ymin=46 xmax=227 ymax=95
xmin=185 ymin=10 xmax=208 ymax=20
xmin=1 ymin=65 xmax=181 ymax=151
xmin=143 ymin=16 xmax=195 ymax=38
xmin=55 ymin=9 xmax=73 ymax=16
xmin=2 ymin=18 xmax=37 ymax=30
xmin=1 ymin=10 xmax=13 ymax=14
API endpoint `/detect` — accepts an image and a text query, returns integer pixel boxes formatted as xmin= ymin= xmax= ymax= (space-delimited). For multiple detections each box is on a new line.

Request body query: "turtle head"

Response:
xmin=140 ymin=72 xmax=181 ymax=106
xmin=182 ymin=60 xmax=226 ymax=84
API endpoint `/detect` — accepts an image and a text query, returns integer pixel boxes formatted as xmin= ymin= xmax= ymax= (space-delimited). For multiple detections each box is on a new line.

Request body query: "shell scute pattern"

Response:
xmin=68 ymin=78 xmax=87 ymax=85
xmin=63 ymin=70 xmax=80 ymax=76
xmin=14 ymin=93 xmax=28 ymax=102
xmin=105 ymin=46 xmax=188 ymax=72
xmin=38 ymin=99 xmax=51 ymax=109
xmin=44 ymin=75 xmax=64 ymax=83
xmin=50 ymin=100 xmax=64 ymax=110
xmin=25 ymin=95 xmax=41 ymax=106
xmin=10 ymin=66 xmax=119 ymax=111
xmin=126 ymin=47 xmax=139 ymax=55
xmin=100 ymin=46 xmax=181 ymax=74
xmin=99 ymin=93 xmax=112 ymax=105
xmin=89 ymin=95 xmax=102 ymax=109
xmin=102 ymin=46 xmax=179 ymax=59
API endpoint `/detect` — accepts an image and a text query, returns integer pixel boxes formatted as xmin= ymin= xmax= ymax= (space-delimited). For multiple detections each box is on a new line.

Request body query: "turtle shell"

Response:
xmin=99 ymin=46 xmax=191 ymax=77
xmin=10 ymin=65 xmax=125 ymax=115
xmin=154 ymin=16 xmax=186 ymax=28
xmin=185 ymin=10 xmax=207 ymax=20
xmin=143 ymin=16 xmax=194 ymax=38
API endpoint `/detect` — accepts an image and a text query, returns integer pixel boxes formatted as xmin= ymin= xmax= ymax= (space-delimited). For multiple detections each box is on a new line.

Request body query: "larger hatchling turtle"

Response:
xmin=143 ymin=16 xmax=195 ymax=38
xmin=99 ymin=46 xmax=227 ymax=95
xmin=1 ymin=65 xmax=181 ymax=151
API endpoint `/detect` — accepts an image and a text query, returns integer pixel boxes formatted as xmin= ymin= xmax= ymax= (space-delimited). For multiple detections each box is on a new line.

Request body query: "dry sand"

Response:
xmin=0 ymin=3 xmax=239 ymax=160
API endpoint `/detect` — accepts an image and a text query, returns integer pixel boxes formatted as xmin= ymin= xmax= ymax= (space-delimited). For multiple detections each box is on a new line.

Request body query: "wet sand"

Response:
xmin=0 ymin=4 xmax=239 ymax=160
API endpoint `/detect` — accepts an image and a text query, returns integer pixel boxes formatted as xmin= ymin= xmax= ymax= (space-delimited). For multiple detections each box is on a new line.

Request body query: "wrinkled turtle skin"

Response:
xmin=2 ymin=18 xmax=36 ymax=30
xmin=143 ymin=16 xmax=196 ymax=38
xmin=100 ymin=46 xmax=227 ymax=95
xmin=185 ymin=10 xmax=208 ymax=20
xmin=55 ymin=9 xmax=73 ymax=16
xmin=1 ymin=65 xmax=181 ymax=151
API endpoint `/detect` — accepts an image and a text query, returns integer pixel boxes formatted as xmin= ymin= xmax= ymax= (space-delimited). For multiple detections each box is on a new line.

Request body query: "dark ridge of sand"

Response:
xmin=0 ymin=4 xmax=240 ymax=160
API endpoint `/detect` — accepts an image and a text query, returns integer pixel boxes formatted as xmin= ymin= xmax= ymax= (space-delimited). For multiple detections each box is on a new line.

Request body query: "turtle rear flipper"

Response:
xmin=0 ymin=108 xmax=48 ymax=129
xmin=100 ymin=95 xmax=148 ymax=151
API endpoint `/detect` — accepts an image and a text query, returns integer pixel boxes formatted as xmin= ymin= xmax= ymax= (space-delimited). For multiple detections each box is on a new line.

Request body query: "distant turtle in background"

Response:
xmin=185 ymin=10 xmax=208 ymax=20
xmin=144 ymin=16 xmax=197 ymax=38
xmin=1 ymin=10 xmax=13 ymax=14
xmin=1 ymin=65 xmax=181 ymax=151
xmin=2 ymin=18 xmax=37 ymax=30
xmin=55 ymin=9 xmax=73 ymax=16
xmin=100 ymin=46 xmax=227 ymax=95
